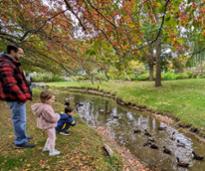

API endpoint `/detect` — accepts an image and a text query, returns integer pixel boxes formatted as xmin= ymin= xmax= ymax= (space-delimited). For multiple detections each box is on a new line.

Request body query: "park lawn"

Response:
xmin=0 ymin=88 xmax=122 ymax=171
xmin=47 ymin=79 xmax=205 ymax=130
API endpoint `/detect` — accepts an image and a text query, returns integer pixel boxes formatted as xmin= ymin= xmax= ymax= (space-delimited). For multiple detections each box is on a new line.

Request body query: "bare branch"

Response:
xmin=64 ymin=0 xmax=87 ymax=31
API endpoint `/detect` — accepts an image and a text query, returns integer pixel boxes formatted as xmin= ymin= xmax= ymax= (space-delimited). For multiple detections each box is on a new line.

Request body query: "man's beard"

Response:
xmin=14 ymin=56 xmax=20 ymax=60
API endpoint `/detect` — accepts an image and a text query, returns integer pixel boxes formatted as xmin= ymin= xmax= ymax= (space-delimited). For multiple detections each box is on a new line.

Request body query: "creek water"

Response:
xmin=64 ymin=92 xmax=205 ymax=171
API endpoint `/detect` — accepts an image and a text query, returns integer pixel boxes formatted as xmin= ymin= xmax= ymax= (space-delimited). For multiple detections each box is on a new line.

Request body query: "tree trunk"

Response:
xmin=147 ymin=44 xmax=154 ymax=81
xmin=155 ymin=37 xmax=162 ymax=87
xmin=90 ymin=74 xmax=95 ymax=85
xmin=148 ymin=62 xmax=154 ymax=81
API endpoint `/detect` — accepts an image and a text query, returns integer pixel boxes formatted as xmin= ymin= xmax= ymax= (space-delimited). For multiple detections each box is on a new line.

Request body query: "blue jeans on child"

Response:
xmin=56 ymin=114 xmax=76 ymax=132
xmin=7 ymin=101 xmax=28 ymax=145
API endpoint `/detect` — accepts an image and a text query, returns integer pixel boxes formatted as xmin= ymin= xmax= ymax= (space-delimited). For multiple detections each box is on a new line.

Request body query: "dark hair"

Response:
xmin=64 ymin=106 xmax=73 ymax=113
xmin=64 ymin=98 xmax=70 ymax=106
xmin=40 ymin=90 xmax=53 ymax=103
xmin=7 ymin=45 xmax=19 ymax=54
xmin=64 ymin=101 xmax=70 ymax=106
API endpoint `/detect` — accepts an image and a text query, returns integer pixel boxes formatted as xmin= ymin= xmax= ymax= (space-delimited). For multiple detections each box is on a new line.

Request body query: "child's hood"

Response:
xmin=31 ymin=103 xmax=49 ymax=117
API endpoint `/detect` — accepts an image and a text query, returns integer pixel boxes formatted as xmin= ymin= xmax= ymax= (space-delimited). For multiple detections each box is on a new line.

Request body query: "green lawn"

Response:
xmin=0 ymin=89 xmax=122 ymax=171
xmin=47 ymin=79 xmax=205 ymax=129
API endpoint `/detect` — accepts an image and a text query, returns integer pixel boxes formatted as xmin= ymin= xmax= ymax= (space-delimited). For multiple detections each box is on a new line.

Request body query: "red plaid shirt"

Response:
xmin=0 ymin=54 xmax=32 ymax=102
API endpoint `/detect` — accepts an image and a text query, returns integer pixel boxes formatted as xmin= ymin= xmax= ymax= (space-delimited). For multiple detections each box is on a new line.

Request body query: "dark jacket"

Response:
xmin=0 ymin=54 xmax=31 ymax=102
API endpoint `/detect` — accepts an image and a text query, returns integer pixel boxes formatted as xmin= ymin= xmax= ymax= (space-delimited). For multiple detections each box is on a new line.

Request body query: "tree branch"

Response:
xmin=85 ymin=0 xmax=117 ymax=29
xmin=127 ymin=0 xmax=171 ymax=53
xmin=20 ymin=9 xmax=69 ymax=42
xmin=64 ymin=0 xmax=87 ymax=31
xmin=149 ymin=0 xmax=170 ymax=45
xmin=25 ymin=47 xmax=74 ymax=74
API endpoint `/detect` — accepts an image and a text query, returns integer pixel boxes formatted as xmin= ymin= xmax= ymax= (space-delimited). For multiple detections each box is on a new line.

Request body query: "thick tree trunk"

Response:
xmin=155 ymin=37 xmax=162 ymax=87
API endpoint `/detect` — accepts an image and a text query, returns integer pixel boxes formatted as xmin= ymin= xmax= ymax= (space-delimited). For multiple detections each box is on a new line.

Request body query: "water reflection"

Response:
xmin=69 ymin=93 xmax=205 ymax=171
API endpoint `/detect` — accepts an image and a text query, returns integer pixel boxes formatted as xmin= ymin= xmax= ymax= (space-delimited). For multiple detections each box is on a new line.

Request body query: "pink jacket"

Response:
xmin=31 ymin=103 xmax=60 ymax=130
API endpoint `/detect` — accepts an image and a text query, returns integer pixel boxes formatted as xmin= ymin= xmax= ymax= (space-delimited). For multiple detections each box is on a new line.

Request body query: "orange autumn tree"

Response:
xmin=0 ymin=0 xmax=86 ymax=74
xmin=59 ymin=0 xmax=205 ymax=86
xmin=1 ymin=0 xmax=205 ymax=84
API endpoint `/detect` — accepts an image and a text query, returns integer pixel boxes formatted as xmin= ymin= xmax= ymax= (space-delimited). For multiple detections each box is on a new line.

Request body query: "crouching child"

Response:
xmin=56 ymin=106 xmax=76 ymax=135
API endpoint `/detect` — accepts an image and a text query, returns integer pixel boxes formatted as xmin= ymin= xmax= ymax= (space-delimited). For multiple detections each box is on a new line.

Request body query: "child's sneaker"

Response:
xmin=49 ymin=149 xmax=60 ymax=156
xmin=59 ymin=130 xmax=70 ymax=136
xmin=42 ymin=147 xmax=50 ymax=152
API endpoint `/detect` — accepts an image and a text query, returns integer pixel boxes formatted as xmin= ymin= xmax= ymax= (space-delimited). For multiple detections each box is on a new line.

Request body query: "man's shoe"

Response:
xmin=59 ymin=130 xmax=70 ymax=136
xmin=15 ymin=143 xmax=35 ymax=149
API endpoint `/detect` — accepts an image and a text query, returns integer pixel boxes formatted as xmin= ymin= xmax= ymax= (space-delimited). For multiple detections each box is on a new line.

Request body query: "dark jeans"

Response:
xmin=56 ymin=114 xmax=76 ymax=132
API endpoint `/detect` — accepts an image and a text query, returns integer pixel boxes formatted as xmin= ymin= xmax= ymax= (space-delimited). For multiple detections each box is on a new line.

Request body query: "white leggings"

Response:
xmin=44 ymin=128 xmax=56 ymax=151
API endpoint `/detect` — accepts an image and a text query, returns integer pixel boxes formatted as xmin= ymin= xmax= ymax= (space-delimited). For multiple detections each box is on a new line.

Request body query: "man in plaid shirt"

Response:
xmin=0 ymin=45 xmax=35 ymax=148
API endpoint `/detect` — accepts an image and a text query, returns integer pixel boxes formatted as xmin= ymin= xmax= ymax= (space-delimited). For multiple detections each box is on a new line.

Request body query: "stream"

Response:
xmin=64 ymin=92 xmax=205 ymax=171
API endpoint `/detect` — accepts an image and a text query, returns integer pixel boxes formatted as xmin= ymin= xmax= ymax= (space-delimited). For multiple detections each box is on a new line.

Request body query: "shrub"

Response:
xmin=136 ymin=72 xmax=149 ymax=81
xmin=176 ymin=72 xmax=190 ymax=79
xmin=197 ymin=74 xmax=205 ymax=79
xmin=136 ymin=71 xmax=194 ymax=81
xmin=32 ymin=73 xmax=65 ymax=82
xmin=162 ymin=72 xmax=177 ymax=80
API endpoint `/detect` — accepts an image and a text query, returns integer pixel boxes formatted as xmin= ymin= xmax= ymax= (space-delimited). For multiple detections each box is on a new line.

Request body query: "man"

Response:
xmin=0 ymin=45 xmax=35 ymax=148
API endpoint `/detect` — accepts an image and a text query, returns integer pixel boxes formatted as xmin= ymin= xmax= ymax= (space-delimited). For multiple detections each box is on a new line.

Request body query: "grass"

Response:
xmin=47 ymin=79 xmax=205 ymax=129
xmin=0 ymin=88 xmax=122 ymax=171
